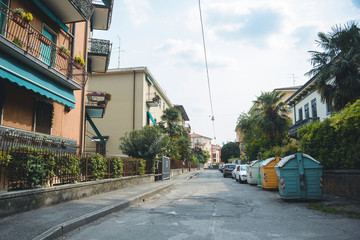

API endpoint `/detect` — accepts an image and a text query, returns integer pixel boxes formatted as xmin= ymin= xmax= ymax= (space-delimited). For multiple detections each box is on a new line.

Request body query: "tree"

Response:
xmin=220 ymin=142 xmax=240 ymax=163
xmin=174 ymin=136 xmax=192 ymax=161
xmin=252 ymin=91 xmax=290 ymax=146
xmin=306 ymin=22 xmax=360 ymax=111
xmin=119 ymin=126 xmax=169 ymax=163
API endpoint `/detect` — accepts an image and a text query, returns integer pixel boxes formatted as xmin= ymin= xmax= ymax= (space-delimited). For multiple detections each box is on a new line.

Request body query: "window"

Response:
xmin=0 ymin=0 xmax=9 ymax=36
xmin=304 ymin=103 xmax=309 ymax=119
xmin=34 ymin=100 xmax=53 ymax=134
xmin=298 ymin=107 xmax=303 ymax=121
xmin=96 ymin=142 xmax=106 ymax=155
xmin=311 ymin=99 xmax=317 ymax=118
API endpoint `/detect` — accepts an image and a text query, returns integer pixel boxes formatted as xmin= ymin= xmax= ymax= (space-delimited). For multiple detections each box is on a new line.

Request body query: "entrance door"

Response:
xmin=41 ymin=27 xmax=55 ymax=66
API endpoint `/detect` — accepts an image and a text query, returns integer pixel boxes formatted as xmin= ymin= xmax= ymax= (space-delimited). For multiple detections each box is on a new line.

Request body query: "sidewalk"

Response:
xmin=0 ymin=171 xmax=200 ymax=240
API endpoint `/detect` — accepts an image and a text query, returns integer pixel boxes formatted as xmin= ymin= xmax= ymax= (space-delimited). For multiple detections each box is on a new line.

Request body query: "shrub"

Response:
xmin=109 ymin=157 xmax=123 ymax=178
xmin=298 ymin=100 xmax=360 ymax=169
xmin=138 ymin=159 xmax=146 ymax=175
xmin=83 ymin=154 xmax=107 ymax=180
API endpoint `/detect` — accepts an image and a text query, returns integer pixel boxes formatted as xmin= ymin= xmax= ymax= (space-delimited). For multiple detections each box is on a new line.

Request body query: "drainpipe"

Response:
xmin=133 ymin=70 xmax=136 ymax=130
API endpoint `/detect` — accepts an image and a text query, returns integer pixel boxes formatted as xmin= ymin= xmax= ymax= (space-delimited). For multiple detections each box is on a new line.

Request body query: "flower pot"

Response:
xmin=59 ymin=49 xmax=70 ymax=59
xmin=38 ymin=34 xmax=52 ymax=46
xmin=74 ymin=61 xmax=84 ymax=69
xmin=13 ymin=14 xmax=28 ymax=28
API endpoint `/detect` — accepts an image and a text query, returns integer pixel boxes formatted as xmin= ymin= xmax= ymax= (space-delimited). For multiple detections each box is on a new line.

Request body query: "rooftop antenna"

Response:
xmin=117 ymin=35 xmax=125 ymax=68
xmin=289 ymin=73 xmax=299 ymax=86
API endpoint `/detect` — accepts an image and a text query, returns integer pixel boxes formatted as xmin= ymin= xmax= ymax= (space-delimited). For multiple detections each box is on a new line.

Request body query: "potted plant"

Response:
xmin=74 ymin=54 xmax=85 ymax=69
xmin=12 ymin=37 xmax=23 ymax=48
xmin=58 ymin=45 xmax=70 ymax=58
xmin=12 ymin=8 xmax=32 ymax=28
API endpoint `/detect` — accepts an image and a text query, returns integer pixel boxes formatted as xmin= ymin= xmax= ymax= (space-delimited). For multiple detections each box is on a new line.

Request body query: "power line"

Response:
xmin=198 ymin=0 xmax=216 ymax=140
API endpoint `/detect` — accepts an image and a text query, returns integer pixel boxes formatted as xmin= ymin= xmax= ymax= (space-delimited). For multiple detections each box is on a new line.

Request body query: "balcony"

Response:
xmin=0 ymin=126 xmax=77 ymax=154
xmin=0 ymin=6 xmax=86 ymax=89
xmin=92 ymin=0 xmax=113 ymax=30
xmin=146 ymin=92 xmax=161 ymax=107
xmin=41 ymin=0 xmax=94 ymax=23
xmin=289 ymin=117 xmax=320 ymax=137
xmin=88 ymin=38 xmax=112 ymax=73
xmin=85 ymin=91 xmax=111 ymax=118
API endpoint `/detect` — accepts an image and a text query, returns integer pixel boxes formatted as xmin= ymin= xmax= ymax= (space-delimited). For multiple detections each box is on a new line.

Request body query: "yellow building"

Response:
xmin=85 ymin=67 xmax=189 ymax=156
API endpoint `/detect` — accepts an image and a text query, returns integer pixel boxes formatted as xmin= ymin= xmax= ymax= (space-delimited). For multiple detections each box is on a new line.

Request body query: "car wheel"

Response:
xmin=239 ymin=179 xmax=242 ymax=184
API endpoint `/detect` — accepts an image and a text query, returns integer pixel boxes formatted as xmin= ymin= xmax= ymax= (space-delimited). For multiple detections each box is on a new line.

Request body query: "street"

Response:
xmin=63 ymin=170 xmax=360 ymax=240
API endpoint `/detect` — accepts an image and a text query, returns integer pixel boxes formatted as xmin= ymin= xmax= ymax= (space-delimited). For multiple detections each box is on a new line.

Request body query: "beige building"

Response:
xmin=85 ymin=67 xmax=189 ymax=156
xmin=189 ymin=133 xmax=212 ymax=152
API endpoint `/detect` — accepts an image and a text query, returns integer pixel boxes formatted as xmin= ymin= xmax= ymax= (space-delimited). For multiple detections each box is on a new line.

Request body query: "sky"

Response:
xmin=93 ymin=0 xmax=360 ymax=146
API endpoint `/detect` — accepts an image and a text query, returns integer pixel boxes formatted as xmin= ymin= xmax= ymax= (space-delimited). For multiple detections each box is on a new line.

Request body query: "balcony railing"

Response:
xmin=88 ymin=38 xmax=112 ymax=73
xmin=0 ymin=126 xmax=77 ymax=154
xmin=0 ymin=4 xmax=86 ymax=86
xmin=146 ymin=92 xmax=161 ymax=107
xmin=289 ymin=117 xmax=320 ymax=136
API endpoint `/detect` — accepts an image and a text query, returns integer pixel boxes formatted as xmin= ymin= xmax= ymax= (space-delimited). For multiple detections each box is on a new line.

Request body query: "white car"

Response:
xmin=231 ymin=165 xmax=239 ymax=179
xmin=235 ymin=164 xmax=248 ymax=183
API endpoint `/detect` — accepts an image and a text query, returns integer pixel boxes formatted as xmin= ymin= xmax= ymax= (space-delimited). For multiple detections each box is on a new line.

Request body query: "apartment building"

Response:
xmin=85 ymin=67 xmax=189 ymax=156
xmin=0 ymin=0 xmax=112 ymax=153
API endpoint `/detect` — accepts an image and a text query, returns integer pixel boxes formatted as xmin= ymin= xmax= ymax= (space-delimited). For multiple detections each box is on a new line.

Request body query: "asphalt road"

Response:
xmin=63 ymin=170 xmax=360 ymax=240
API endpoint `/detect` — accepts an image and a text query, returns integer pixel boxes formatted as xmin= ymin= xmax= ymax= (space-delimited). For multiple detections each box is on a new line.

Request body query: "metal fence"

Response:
xmin=0 ymin=137 xmax=153 ymax=191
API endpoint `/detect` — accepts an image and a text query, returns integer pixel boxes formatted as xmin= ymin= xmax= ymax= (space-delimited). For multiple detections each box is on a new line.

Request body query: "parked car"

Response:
xmin=223 ymin=164 xmax=236 ymax=177
xmin=235 ymin=164 xmax=248 ymax=183
xmin=219 ymin=164 xmax=225 ymax=173
xmin=232 ymin=165 xmax=239 ymax=179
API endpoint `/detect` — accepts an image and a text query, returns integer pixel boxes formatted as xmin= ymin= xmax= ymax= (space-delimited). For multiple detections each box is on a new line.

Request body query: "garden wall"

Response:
xmin=323 ymin=170 xmax=360 ymax=200
xmin=0 ymin=174 xmax=155 ymax=218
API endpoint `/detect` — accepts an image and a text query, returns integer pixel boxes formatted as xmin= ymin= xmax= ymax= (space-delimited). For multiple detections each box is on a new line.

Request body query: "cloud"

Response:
xmin=123 ymin=0 xmax=151 ymax=26
xmin=352 ymin=0 xmax=360 ymax=8
xmin=207 ymin=7 xmax=284 ymax=46
xmin=156 ymin=39 xmax=232 ymax=69
xmin=292 ymin=25 xmax=318 ymax=48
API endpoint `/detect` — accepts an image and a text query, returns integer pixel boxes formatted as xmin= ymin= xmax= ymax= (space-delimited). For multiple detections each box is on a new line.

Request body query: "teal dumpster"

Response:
xmin=275 ymin=153 xmax=323 ymax=200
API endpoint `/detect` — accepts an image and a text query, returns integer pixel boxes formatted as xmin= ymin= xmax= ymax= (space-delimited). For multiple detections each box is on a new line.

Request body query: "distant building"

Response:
xmin=211 ymin=144 xmax=221 ymax=164
xmin=189 ymin=133 xmax=212 ymax=152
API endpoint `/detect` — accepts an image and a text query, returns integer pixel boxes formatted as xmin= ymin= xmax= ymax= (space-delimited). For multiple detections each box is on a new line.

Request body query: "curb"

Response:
xmin=33 ymin=183 xmax=175 ymax=240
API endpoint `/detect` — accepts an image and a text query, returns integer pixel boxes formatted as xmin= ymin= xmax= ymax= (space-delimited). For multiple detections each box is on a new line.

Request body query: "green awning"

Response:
xmin=147 ymin=111 xmax=157 ymax=125
xmin=0 ymin=54 xmax=75 ymax=108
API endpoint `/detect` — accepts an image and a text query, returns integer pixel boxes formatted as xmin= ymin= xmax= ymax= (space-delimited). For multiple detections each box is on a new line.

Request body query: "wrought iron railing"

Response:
xmin=289 ymin=117 xmax=320 ymax=136
xmin=0 ymin=3 xmax=86 ymax=86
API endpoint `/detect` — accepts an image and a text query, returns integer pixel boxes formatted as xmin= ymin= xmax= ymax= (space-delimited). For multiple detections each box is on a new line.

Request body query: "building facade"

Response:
xmin=285 ymin=76 xmax=332 ymax=138
xmin=189 ymin=133 xmax=212 ymax=152
xmin=0 ymin=0 xmax=112 ymax=154
xmin=211 ymin=144 xmax=221 ymax=164
xmin=85 ymin=67 xmax=187 ymax=156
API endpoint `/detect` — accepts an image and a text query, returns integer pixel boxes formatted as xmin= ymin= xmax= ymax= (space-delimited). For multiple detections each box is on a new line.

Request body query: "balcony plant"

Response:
xmin=12 ymin=8 xmax=32 ymax=28
xmin=12 ymin=37 xmax=23 ymax=48
xmin=87 ymin=91 xmax=112 ymax=102
xmin=58 ymin=45 xmax=70 ymax=58
xmin=74 ymin=54 xmax=85 ymax=69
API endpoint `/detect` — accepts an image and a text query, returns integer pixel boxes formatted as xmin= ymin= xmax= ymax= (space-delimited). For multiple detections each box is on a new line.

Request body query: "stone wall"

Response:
xmin=0 ymin=175 xmax=155 ymax=218
xmin=323 ymin=170 xmax=360 ymax=200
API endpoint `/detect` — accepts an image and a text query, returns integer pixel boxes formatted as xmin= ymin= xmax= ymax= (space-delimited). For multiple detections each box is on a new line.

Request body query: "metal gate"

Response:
xmin=162 ymin=156 xmax=170 ymax=180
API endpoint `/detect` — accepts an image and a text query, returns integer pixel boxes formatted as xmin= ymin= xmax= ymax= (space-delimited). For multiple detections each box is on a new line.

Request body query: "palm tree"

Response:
xmin=306 ymin=22 xmax=360 ymax=111
xmin=253 ymin=91 xmax=290 ymax=146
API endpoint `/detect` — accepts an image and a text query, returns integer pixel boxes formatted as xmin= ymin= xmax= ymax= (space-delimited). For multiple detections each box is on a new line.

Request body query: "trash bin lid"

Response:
xmin=276 ymin=153 xmax=320 ymax=168
xmin=261 ymin=157 xmax=275 ymax=167
xmin=249 ymin=160 xmax=260 ymax=167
